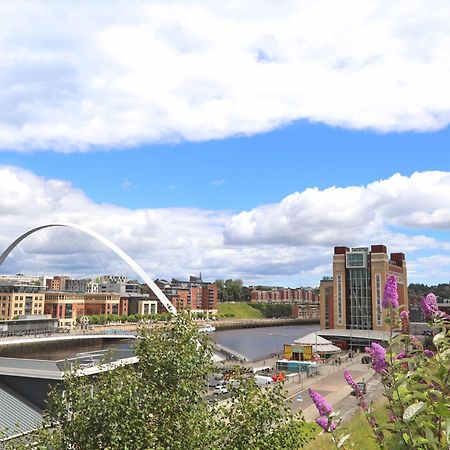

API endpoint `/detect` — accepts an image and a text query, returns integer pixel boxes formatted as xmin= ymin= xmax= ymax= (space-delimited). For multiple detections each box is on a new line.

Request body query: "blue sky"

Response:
xmin=2 ymin=1 xmax=450 ymax=287
xmin=3 ymin=122 xmax=450 ymax=212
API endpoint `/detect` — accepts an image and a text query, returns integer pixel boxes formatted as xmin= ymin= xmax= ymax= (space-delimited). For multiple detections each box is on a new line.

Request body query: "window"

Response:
xmin=346 ymin=252 xmax=367 ymax=268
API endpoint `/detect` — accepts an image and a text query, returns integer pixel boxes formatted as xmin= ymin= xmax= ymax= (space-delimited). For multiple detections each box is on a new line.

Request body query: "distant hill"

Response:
xmin=409 ymin=283 xmax=450 ymax=301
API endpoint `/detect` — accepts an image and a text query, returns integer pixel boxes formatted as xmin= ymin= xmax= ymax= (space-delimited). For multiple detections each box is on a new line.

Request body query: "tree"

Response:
xmin=19 ymin=314 xmax=312 ymax=449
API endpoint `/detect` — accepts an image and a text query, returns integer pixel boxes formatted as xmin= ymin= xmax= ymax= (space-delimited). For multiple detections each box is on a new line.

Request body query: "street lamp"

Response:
xmin=268 ymin=333 xmax=287 ymax=357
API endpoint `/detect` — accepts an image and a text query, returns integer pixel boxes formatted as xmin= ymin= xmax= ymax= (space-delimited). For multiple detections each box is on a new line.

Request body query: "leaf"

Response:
xmin=403 ymin=402 xmax=425 ymax=422
xmin=337 ymin=434 xmax=351 ymax=448
xmin=445 ymin=419 xmax=450 ymax=439
xmin=433 ymin=332 xmax=445 ymax=347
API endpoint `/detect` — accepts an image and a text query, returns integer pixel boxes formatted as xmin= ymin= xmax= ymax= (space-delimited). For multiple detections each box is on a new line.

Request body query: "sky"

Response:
xmin=1 ymin=0 xmax=450 ymax=287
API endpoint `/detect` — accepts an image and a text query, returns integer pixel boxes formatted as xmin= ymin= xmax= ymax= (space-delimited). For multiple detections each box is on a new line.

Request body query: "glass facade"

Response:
xmin=346 ymin=252 xmax=367 ymax=268
xmin=346 ymin=267 xmax=372 ymax=330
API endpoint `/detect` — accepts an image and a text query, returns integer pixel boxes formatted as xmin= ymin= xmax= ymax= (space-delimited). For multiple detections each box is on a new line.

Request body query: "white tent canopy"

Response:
xmin=294 ymin=333 xmax=341 ymax=354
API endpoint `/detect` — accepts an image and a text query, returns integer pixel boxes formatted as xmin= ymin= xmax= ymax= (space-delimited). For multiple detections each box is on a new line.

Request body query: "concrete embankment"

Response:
xmin=214 ymin=318 xmax=319 ymax=331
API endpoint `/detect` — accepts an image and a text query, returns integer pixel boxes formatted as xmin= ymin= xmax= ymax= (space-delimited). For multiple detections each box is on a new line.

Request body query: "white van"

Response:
xmin=254 ymin=375 xmax=274 ymax=386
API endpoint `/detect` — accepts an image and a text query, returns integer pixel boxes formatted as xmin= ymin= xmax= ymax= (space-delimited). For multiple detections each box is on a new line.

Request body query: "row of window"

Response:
xmin=0 ymin=309 xmax=42 ymax=316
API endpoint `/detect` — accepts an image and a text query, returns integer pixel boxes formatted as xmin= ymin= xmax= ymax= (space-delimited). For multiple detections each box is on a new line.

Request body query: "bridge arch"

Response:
xmin=0 ymin=223 xmax=177 ymax=314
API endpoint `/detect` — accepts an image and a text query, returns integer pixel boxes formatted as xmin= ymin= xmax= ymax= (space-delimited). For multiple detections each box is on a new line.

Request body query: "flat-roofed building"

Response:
xmin=44 ymin=292 xmax=124 ymax=328
xmin=153 ymin=276 xmax=218 ymax=313
xmin=331 ymin=245 xmax=407 ymax=332
xmin=0 ymin=285 xmax=45 ymax=320
xmin=124 ymin=293 xmax=158 ymax=316
xmin=319 ymin=277 xmax=334 ymax=329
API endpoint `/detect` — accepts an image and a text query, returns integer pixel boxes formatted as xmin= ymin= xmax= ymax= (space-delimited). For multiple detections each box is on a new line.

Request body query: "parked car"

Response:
xmin=351 ymin=381 xmax=367 ymax=395
xmin=213 ymin=384 xmax=228 ymax=395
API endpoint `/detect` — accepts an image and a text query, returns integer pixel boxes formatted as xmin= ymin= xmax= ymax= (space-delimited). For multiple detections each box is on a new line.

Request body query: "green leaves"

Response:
xmin=337 ymin=433 xmax=351 ymax=448
xmin=20 ymin=314 xmax=313 ymax=450
xmin=403 ymin=402 xmax=425 ymax=422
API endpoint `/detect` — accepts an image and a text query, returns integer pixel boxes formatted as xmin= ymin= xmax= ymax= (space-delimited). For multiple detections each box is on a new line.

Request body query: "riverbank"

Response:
xmin=214 ymin=317 xmax=319 ymax=330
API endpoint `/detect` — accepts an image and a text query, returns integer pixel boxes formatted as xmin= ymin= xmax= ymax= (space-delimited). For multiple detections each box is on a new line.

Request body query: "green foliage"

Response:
xmin=214 ymin=378 xmax=312 ymax=449
xmin=216 ymin=279 xmax=250 ymax=302
xmin=18 ymin=314 xmax=313 ymax=449
xmin=409 ymin=282 xmax=450 ymax=300
xmin=76 ymin=312 xmax=165 ymax=325
xmin=252 ymin=303 xmax=293 ymax=318
xmin=304 ymin=403 xmax=391 ymax=450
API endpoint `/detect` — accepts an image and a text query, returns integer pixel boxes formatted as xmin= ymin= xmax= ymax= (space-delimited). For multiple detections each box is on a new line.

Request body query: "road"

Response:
xmin=282 ymin=359 xmax=383 ymax=422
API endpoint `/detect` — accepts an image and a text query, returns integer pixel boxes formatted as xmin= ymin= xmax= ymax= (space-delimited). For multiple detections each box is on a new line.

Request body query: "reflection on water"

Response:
xmin=212 ymin=324 xmax=320 ymax=360
xmin=7 ymin=339 xmax=134 ymax=361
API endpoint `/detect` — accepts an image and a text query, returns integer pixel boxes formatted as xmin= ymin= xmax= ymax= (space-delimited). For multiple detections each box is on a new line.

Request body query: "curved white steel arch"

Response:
xmin=0 ymin=223 xmax=177 ymax=315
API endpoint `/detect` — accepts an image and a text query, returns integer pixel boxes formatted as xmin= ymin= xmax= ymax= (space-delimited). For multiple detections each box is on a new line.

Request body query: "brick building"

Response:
xmin=44 ymin=292 xmax=127 ymax=328
xmin=154 ymin=275 xmax=218 ymax=313
xmin=250 ymin=287 xmax=319 ymax=304
xmin=320 ymin=245 xmax=408 ymax=332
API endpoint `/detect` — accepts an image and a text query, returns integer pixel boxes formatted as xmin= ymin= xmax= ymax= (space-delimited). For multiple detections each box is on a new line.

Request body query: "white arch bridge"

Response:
xmin=0 ymin=223 xmax=177 ymax=314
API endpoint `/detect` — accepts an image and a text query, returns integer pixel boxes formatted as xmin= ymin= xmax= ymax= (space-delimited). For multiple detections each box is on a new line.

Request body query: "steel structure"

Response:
xmin=0 ymin=223 xmax=176 ymax=314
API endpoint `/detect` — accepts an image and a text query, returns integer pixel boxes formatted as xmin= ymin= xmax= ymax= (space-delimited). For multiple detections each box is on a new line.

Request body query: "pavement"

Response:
xmin=216 ymin=353 xmax=384 ymax=424
xmin=281 ymin=357 xmax=381 ymax=422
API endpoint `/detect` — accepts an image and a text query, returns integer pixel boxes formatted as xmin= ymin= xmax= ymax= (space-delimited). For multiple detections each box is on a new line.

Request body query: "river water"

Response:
xmin=211 ymin=324 xmax=320 ymax=360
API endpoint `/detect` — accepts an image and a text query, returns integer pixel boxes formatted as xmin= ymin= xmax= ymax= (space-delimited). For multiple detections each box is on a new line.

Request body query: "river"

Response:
xmin=211 ymin=324 xmax=320 ymax=360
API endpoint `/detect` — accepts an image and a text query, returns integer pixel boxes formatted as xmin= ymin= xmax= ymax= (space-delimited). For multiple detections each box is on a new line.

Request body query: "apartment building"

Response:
xmin=250 ymin=287 xmax=319 ymax=304
xmin=0 ymin=285 xmax=45 ymax=319
xmin=154 ymin=275 xmax=218 ymax=313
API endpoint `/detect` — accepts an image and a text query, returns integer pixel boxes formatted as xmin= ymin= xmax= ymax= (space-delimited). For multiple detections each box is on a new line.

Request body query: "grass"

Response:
xmin=302 ymin=401 xmax=390 ymax=450
xmin=217 ymin=302 xmax=264 ymax=319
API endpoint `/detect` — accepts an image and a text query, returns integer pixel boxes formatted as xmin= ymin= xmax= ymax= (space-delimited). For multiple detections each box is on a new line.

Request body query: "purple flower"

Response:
xmin=309 ymin=388 xmax=332 ymax=417
xmin=420 ymin=293 xmax=439 ymax=320
xmin=316 ymin=416 xmax=336 ymax=432
xmin=343 ymin=370 xmax=368 ymax=410
xmin=424 ymin=349 xmax=434 ymax=357
xmin=343 ymin=369 xmax=359 ymax=392
xmin=400 ymin=310 xmax=409 ymax=320
xmin=396 ymin=351 xmax=408 ymax=360
xmin=365 ymin=342 xmax=387 ymax=374
xmin=383 ymin=275 xmax=399 ymax=308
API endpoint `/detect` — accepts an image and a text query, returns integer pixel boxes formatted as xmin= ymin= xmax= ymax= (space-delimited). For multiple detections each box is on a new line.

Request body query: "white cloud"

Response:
xmin=2 ymin=166 xmax=450 ymax=285
xmin=224 ymin=172 xmax=450 ymax=250
xmin=1 ymin=0 xmax=450 ymax=151
xmin=211 ymin=179 xmax=225 ymax=186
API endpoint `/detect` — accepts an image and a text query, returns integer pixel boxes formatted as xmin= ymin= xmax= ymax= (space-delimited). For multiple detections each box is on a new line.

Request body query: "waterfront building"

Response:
xmin=319 ymin=277 xmax=334 ymax=329
xmin=153 ymin=275 xmax=218 ymax=313
xmin=0 ymin=284 xmax=45 ymax=319
xmin=44 ymin=291 xmax=126 ymax=328
xmin=250 ymin=286 xmax=319 ymax=304
xmin=320 ymin=245 xmax=408 ymax=332
xmin=125 ymin=293 xmax=158 ymax=316
xmin=291 ymin=303 xmax=320 ymax=320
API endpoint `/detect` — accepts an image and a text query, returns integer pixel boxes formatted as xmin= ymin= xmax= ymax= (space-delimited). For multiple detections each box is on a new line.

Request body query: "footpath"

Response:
xmin=238 ymin=355 xmax=378 ymax=422
xmin=282 ymin=358 xmax=378 ymax=421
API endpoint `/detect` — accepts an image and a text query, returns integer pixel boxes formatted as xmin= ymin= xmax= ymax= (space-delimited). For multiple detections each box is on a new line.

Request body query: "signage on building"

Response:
xmin=303 ymin=345 xmax=313 ymax=360
xmin=284 ymin=344 xmax=292 ymax=360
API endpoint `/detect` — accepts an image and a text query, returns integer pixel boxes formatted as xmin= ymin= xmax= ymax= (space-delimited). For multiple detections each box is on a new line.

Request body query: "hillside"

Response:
xmin=217 ymin=302 xmax=264 ymax=319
